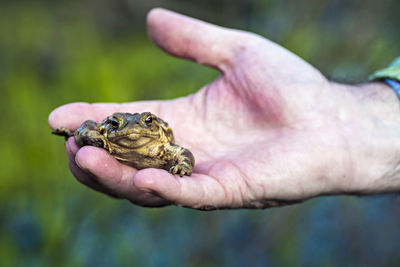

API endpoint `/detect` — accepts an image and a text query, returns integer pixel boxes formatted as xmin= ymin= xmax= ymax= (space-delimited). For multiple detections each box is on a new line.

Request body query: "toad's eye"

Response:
xmin=109 ymin=117 xmax=120 ymax=129
xmin=144 ymin=116 xmax=153 ymax=124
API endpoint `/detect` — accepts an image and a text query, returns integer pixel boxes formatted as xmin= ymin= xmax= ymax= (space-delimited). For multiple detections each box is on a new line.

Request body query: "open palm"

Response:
xmin=49 ymin=9 xmax=372 ymax=209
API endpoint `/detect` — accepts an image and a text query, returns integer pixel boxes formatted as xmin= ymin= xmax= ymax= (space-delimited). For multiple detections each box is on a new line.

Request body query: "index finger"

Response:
xmin=48 ymin=101 xmax=161 ymax=130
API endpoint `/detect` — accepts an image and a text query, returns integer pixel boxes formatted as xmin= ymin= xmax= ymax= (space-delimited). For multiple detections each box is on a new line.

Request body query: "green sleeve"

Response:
xmin=369 ymin=57 xmax=400 ymax=81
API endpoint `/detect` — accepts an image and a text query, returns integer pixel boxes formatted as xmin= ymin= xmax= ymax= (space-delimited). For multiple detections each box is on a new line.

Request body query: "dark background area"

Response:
xmin=1 ymin=0 xmax=400 ymax=266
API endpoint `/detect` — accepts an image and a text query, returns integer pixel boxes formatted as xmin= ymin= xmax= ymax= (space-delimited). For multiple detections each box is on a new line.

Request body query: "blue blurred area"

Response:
xmin=1 ymin=0 xmax=400 ymax=266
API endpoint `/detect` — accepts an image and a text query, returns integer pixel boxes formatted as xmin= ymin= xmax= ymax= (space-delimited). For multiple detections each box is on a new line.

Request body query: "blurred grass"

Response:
xmin=1 ymin=1 xmax=400 ymax=266
xmin=0 ymin=2 xmax=217 ymax=195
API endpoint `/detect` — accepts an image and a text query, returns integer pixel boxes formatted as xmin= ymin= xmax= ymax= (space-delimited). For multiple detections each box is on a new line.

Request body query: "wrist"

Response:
xmin=336 ymin=81 xmax=400 ymax=194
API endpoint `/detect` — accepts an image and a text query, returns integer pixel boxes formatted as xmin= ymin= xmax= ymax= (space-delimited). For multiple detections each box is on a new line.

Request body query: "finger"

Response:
xmin=65 ymin=138 xmax=120 ymax=197
xmin=48 ymin=101 xmax=161 ymax=130
xmin=69 ymin=157 xmax=118 ymax=197
xmin=75 ymin=146 xmax=169 ymax=206
xmin=133 ymin=169 xmax=227 ymax=210
xmin=147 ymin=8 xmax=248 ymax=72
xmin=65 ymin=137 xmax=79 ymax=158
xmin=66 ymin=138 xmax=168 ymax=205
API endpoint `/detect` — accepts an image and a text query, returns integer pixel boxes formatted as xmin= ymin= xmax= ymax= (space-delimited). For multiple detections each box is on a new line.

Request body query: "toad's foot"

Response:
xmin=52 ymin=127 xmax=74 ymax=140
xmin=169 ymin=163 xmax=192 ymax=177
xmin=167 ymin=145 xmax=195 ymax=177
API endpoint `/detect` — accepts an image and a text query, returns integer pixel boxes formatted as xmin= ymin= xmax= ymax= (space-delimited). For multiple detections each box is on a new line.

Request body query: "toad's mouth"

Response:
xmin=106 ymin=129 xmax=160 ymax=138
xmin=101 ymin=131 xmax=160 ymax=154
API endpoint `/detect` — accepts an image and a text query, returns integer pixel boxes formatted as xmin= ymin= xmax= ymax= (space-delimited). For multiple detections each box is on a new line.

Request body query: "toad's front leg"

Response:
xmin=52 ymin=127 xmax=74 ymax=140
xmin=168 ymin=145 xmax=195 ymax=177
xmin=74 ymin=120 xmax=111 ymax=151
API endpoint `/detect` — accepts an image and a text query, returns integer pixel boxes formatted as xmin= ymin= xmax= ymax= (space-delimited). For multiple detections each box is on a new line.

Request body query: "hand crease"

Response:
xmin=229 ymin=160 xmax=255 ymax=206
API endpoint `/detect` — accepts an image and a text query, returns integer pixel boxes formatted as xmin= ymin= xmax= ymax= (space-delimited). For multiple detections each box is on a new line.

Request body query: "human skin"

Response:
xmin=48 ymin=8 xmax=400 ymax=209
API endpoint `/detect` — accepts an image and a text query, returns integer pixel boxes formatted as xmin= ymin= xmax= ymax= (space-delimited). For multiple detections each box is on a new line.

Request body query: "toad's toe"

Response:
xmin=169 ymin=164 xmax=192 ymax=177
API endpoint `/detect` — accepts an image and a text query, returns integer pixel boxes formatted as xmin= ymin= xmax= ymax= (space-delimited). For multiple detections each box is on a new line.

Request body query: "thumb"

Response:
xmin=146 ymin=8 xmax=246 ymax=72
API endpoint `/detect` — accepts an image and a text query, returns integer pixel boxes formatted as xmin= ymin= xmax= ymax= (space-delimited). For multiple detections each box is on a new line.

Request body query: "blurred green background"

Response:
xmin=1 ymin=0 xmax=400 ymax=266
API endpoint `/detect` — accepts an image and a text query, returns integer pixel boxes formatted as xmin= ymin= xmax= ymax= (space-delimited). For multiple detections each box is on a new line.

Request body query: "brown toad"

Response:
xmin=53 ymin=112 xmax=195 ymax=176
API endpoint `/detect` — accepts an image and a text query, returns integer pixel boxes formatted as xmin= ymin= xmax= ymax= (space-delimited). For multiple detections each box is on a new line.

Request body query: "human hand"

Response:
xmin=49 ymin=8 xmax=400 ymax=209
